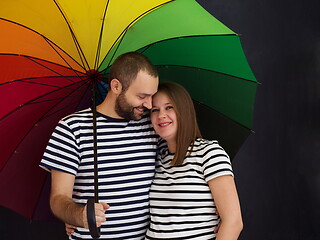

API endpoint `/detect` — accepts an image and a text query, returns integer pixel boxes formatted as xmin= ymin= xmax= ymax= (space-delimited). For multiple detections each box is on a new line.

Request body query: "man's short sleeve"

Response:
xmin=40 ymin=120 xmax=80 ymax=175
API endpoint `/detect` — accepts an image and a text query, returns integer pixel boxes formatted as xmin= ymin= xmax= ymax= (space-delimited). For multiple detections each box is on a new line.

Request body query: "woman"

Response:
xmin=145 ymin=82 xmax=243 ymax=240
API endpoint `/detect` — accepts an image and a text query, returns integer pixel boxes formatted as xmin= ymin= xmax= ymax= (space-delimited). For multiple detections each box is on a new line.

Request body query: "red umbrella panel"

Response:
xmin=0 ymin=55 xmax=93 ymax=220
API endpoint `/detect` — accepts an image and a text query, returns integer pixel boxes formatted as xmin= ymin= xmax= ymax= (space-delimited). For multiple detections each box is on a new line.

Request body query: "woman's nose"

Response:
xmin=158 ymin=110 xmax=166 ymax=118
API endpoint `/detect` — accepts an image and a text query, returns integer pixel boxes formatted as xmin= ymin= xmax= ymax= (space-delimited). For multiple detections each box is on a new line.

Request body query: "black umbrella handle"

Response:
xmin=87 ymin=198 xmax=101 ymax=238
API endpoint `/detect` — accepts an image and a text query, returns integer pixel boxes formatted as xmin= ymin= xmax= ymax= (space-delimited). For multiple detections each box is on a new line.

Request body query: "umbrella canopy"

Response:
xmin=0 ymin=0 xmax=257 ymax=220
xmin=106 ymin=0 xmax=257 ymax=158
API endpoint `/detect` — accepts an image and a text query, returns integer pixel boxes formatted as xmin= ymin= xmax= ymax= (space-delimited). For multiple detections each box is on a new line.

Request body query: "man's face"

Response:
xmin=115 ymin=70 xmax=158 ymax=120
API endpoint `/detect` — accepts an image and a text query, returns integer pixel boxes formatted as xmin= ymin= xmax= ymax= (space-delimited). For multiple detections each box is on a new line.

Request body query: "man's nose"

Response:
xmin=143 ymin=98 xmax=152 ymax=109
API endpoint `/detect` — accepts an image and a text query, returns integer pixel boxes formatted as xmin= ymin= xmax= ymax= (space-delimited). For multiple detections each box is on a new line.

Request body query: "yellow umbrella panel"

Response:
xmin=0 ymin=0 xmax=172 ymax=70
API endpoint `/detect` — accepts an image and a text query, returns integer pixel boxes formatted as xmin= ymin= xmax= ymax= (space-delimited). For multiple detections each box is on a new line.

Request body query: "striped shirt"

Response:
xmin=145 ymin=138 xmax=233 ymax=240
xmin=40 ymin=108 xmax=158 ymax=240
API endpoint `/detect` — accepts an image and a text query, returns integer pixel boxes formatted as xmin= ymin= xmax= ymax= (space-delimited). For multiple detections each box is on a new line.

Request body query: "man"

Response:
xmin=40 ymin=52 xmax=159 ymax=239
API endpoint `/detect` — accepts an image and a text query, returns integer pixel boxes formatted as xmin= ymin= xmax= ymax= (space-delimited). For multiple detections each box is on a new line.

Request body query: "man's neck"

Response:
xmin=96 ymin=94 xmax=123 ymax=119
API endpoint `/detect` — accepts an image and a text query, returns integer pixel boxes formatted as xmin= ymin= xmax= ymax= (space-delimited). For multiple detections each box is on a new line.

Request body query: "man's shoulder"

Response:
xmin=61 ymin=108 xmax=93 ymax=123
xmin=128 ymin=115 xmax=152 ymax=126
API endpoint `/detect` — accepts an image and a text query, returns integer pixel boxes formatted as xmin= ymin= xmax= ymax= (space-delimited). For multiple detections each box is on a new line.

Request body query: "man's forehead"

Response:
xmin=129 ymin=73 xmax=158 ymax=94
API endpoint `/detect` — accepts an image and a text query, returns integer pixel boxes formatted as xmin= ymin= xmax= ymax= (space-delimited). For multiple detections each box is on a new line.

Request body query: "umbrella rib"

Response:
xmin=53 ymin=0 xmax=90 ymax=70
xmin=135 ymin=34 xmax=257 ymax=82
xmin=137 ymin=33 xmax=238 ymax=52
xmin=100 ymin=33 xmax=243 ymax=72
xmin=42 ymin=37 xmax=85 ymax=79
xmin=0 ymin=76 xmax=87 ymax=94
xmin=38 ymin=82 xmax=93 ymax=123
xmin=153 ymin=64 xmax=257 ymax=84
xmin=0 ymin=53 xmax=85 ymax=87
xmin=94 ymin=0 xmax=110 ymax=70
xmin=103 ymin=29 xmax=129 ymax=70
xmin=0 ymin=78 xmax=89 ymax=121
xmin=0 ymin=79 xmax=92 ymax=176
xmin=28 ymin=95 xmax=86 ymax=106
xmin=97 ymin=0 xmax=175 ymax=70
xmin=23 ymin=55 xmax=83 ymax=85
xmin=19 ymin=77 xmax=84 ymax=90
xmin=0 ymin=18 xmax=85 ymax=71
xmin=193 ymin=99 xmax=253 ymax=131
xmin=0 ymin=53 xmax=84 ymax=75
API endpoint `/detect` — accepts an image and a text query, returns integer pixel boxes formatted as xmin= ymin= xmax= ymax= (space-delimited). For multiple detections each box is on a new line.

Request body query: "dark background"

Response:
xmin=197 ymin=0 xmax=320 ymax=239
xmin=1 ymin=0 xmax=320 ymax=239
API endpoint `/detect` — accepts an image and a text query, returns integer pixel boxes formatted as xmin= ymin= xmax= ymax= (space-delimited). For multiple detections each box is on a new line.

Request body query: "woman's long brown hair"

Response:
xmin=157 ymin=82 xmax=202 ymax=166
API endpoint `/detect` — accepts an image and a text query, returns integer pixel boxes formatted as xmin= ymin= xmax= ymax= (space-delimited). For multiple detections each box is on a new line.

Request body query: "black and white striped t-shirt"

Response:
xmin=145 ymin=138 xmax=233 ymax=240
xmin=40 ymin=108 xmax=158 ymax=240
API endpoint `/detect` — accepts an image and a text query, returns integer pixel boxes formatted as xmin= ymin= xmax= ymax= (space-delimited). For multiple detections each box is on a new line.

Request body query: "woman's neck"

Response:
xmin=167 ymin=140 xmax=176 ymax=154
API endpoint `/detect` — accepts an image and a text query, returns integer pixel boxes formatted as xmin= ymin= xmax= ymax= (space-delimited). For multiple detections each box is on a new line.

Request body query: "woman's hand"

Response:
xmin=65 ymin=223 xmax=77 ymax=236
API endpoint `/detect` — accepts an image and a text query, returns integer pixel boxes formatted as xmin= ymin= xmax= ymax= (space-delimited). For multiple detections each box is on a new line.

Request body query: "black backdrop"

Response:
xmin=197 ymin=0 xmax=320 ymax=239
xmin=1 ymin=0 xmax=320 ymax=239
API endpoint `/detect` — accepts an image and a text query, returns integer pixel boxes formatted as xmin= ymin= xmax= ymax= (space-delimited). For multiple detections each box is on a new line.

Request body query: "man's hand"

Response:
xmin=82 ymin=202 xmax=110 ymax=228
xmin=65 ymin=202 xmax=109 ymax=236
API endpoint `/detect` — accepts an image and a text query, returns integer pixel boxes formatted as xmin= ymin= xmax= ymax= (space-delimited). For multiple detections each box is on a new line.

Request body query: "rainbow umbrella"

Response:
xmin=0 ymin=0 xmax=257 ymax=221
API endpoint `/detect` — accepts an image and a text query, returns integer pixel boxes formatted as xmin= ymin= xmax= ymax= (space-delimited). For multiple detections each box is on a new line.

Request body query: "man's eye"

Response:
xmin=138 ymin=95 xmax=145 ymax=99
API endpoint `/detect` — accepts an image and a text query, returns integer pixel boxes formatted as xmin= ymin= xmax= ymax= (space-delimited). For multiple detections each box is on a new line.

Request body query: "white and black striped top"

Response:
xmin=40 ymin=108 xmax=158 ymax=240
xmin=145 ymin=138 xmax=233 ymax=240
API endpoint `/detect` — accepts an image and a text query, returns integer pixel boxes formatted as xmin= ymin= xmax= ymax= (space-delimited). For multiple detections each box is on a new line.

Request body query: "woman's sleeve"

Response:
xmin=201 ymin=141 xmax=234 ymax=183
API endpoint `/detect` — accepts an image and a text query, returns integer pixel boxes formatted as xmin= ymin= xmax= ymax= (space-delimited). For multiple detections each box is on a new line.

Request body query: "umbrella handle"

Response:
xmin=87 ymin=198 xmax=101 ymax=238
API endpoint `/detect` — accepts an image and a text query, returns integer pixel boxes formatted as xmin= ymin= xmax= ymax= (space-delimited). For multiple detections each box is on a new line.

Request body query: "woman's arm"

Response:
xmin=208 ymin=175 xmax=243 ymax=240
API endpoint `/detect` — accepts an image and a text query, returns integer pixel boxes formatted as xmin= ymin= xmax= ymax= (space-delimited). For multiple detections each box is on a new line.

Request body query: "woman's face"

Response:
xmin=150 ymin=91 xmax=178 ymax=143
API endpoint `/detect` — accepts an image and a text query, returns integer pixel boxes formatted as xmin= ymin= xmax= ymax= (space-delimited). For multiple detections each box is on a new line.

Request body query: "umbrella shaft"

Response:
xmin=92 ymin=84 xmax=99 ymax=203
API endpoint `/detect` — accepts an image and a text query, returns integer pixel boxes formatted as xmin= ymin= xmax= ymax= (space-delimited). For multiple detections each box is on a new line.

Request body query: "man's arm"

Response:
xmin=50 ymin=170 xmax=109 ymax=228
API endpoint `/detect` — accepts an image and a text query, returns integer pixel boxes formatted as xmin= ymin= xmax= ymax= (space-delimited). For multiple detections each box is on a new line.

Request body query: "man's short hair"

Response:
xmin=108 ymin=52 xmax=158 ymax=91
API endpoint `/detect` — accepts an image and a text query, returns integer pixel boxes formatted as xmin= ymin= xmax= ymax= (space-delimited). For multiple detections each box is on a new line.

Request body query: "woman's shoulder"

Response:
xmin=192 ymin=138 xmax=228 ymax=155
xmin=193 ymin=138 xmax=220 ymax=148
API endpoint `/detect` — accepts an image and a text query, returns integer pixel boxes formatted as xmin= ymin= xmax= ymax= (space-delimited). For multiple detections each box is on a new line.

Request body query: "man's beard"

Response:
xmin=115 ymin=92 xmax=146 ymax=120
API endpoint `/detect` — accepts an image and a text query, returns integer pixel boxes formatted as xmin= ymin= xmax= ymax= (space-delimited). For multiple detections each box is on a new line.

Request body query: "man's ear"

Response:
xmin=110 ymin=79 xmax=122 ymax=94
